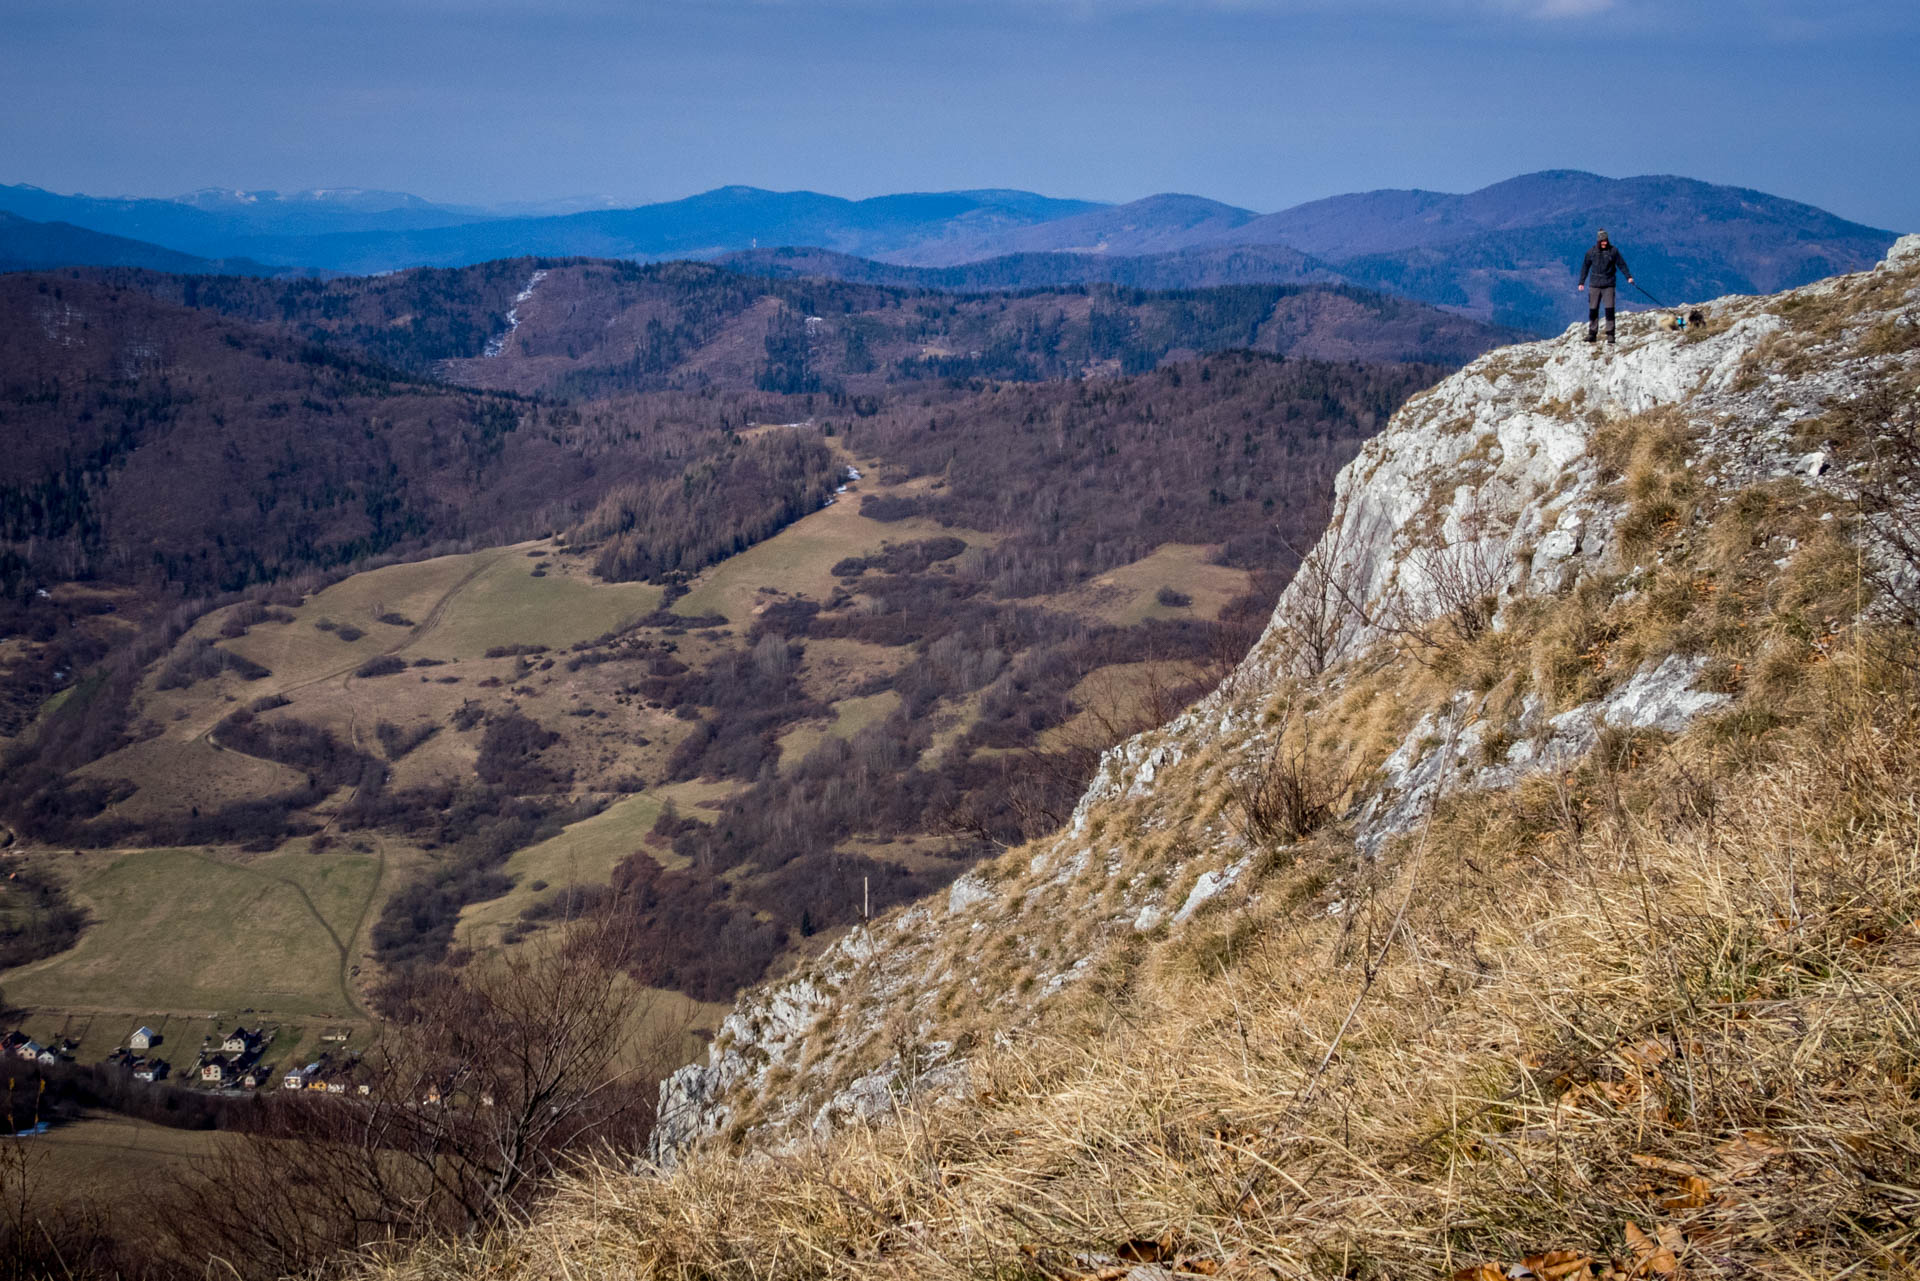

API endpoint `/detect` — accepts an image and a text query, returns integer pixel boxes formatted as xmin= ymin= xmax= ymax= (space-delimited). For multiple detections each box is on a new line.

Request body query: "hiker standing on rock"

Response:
xmin=1576 ymin=229 xmax=1634 ymax=344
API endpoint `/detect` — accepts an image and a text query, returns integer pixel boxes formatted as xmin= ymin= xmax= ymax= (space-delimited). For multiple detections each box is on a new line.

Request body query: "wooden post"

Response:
xmin=863 ymin=876 xmax=870 ymax=921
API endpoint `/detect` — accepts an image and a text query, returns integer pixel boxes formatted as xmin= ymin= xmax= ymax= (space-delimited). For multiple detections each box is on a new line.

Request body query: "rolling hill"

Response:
xmin=713 ymin=243 xmax=1336 ymax=292
xmin=1233 ymin=170 xmax=1899 ymax=331
xmin=716 ymin=173 xmax=1899 ymax=334
xmin=0 ymin=181 xmax=491 ymax=255
xmin=0 ymin=211 xmax=273 ymax=275
xmin=0 ymin=319 xmax=1436 ymax=1033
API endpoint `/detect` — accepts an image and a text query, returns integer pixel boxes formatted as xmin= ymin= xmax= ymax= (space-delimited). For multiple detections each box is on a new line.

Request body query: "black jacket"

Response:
xmin=1579 ymin=243 xmax=1632 ymax=288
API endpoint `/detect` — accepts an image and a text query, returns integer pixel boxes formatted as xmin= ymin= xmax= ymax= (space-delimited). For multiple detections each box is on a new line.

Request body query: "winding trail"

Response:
xmin=176 ymin=848 xmax=367 ymax=1018
xmin=174 ymin=547 xmax=521 ymax=1012
xmin=195 ymin=547 xmax=511 ymax=749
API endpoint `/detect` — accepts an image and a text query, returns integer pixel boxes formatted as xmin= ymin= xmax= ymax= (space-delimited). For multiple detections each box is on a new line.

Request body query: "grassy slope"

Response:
xmin=5 ymin=844 xmax=381 ymax=1019
xmin=19 ymin=1113 xmax=235 ymax=1204
xmin=354 ymin=254 xmax=1920 ymax=1280
xmin=668 ymin=476 xmax=990 ymax=625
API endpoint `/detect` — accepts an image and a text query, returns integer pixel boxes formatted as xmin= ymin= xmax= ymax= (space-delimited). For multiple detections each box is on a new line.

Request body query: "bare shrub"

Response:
xmin=1357 ymin=499 xmax=1517 ymax=659
xmin=1227 ymin=700 xmax=1360 ymax=848
xmin=1406 ymin=504 xmax=1515 ymax=647
xmin=1274 ymin=516 xmax=1371 ymax=676
xmin=1839 ymin=374 xmax=1920 ymax=629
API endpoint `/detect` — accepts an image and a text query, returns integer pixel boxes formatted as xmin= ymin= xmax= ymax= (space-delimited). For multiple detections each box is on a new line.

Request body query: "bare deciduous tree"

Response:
xmin=157 ymin=918 xmax=683 ymax=1279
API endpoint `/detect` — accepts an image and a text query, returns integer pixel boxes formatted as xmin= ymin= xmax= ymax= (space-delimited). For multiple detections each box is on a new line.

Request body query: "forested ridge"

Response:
xmin=72 ymin=255 xmax=1511 ymax=395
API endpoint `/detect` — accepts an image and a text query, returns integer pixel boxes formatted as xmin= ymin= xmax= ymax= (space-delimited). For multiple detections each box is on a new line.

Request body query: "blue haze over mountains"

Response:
xmin=0 ymin=170 xmax=1897 ymax=335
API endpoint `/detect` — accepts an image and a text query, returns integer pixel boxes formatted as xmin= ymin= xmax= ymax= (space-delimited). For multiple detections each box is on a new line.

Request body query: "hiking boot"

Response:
xmin=1584 ymin=331 xmax=1598 ymax=343
xmin=1606 ymin=334 xmax=1616 ymax=345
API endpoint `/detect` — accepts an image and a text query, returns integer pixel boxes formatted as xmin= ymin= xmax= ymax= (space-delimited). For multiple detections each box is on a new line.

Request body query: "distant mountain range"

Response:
xmin=0 ymin=172 xmax=1898 ymax=332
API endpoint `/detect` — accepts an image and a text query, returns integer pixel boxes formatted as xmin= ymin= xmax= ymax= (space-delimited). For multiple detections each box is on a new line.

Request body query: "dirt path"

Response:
xmin=142 ymin=552 xmax=518 ymax=1016
xmin=194 ymin=547 xmax=512 ymax=748
xmin=176 ymin=848 xmax=367 ymax=1019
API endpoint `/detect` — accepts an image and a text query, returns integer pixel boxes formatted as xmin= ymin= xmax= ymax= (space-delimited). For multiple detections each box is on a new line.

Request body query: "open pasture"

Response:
xmin=1044 ymin=542 xmax=1252 ymax=625
xmin=3 ymin=845 xmax=385 ymax=1020
xmin=671 ymin=474 xmax=993 ymax=624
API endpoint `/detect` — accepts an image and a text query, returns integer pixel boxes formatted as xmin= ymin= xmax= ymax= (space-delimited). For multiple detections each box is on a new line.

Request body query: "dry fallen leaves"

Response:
xmin=1452 ymin=1224 xmax=1699 ymax=1281
xmin=1715 ymin=1130 xmax=1785 ymax=1178
xmin=1450 ymin=1265 xmax=1506 ymax=1281
xmin=1525 ymin=1250 xmax=1598 ymax=1279
xmin=1658 ymin=1175 xmax=1713 ymax=1212
xmin=1624 ymin=1221 xmax=1685 ymax=1276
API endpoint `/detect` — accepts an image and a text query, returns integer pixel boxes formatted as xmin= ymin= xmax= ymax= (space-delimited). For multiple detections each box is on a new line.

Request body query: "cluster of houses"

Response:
xmin=281 ymin=1054 xmax=371 ymax=1096
xmin=2 ymin=1030 xmax=72 ymax=1066
xmin=4 ymin=1019 xmax=390 ymax=1102
xmin=193 ymin=1025 xmax=272 ymax=1089
xmin=103 ymin=1026 xmax=174 ymax=1081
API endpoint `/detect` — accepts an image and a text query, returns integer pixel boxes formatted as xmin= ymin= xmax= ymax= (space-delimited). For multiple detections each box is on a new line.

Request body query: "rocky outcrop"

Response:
xmin=651 ymin=235 xmax=1920 ymax=1164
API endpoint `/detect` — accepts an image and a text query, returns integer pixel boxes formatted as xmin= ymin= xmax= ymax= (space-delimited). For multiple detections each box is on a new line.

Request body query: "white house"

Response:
xmin=129 ymin=1026 xmax=157 ymax=1052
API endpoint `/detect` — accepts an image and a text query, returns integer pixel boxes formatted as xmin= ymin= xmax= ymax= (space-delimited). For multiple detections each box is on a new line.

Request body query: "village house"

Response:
xmin=132 ymin=1059 xmax=168 ymax=1083
xmin=13 ymin=1040 xmax=43 ymax=1062
xmin=220 ymin=1028 xmax=256 ymax=1055
xmin=200 ymin=1057 xmax=231 ymax=1085
xmin=129 ymin=1026 xmax=158 ymax=1052
xmin=35 ymin=1047 xmax=61 ymax=1066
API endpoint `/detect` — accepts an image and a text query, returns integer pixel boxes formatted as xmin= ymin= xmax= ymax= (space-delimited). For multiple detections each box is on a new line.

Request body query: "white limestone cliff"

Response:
xmin=650 ymin=234 xmax=1920 ymax=1165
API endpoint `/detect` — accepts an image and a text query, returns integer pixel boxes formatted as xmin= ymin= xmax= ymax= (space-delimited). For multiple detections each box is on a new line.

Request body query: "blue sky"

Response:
xmin=5 ymin=0 xmax=1917 ymax=228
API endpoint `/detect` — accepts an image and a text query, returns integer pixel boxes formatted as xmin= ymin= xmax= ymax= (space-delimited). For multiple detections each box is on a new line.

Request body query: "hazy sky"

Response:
xmin=6 ymin=0 xmax=1917 ymax=228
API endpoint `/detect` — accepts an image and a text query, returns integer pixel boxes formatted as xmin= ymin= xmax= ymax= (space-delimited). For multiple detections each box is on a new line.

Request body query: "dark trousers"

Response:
xmin=1586 ymin=285 xmax=1616 ymax=339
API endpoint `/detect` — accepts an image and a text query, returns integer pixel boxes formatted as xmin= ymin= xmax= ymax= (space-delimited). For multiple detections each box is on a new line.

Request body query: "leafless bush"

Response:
xmin=1274 ymin=516 xmax=1371 ymax=677
xmin=1358 ymin=500 xmax=1515 ymax=658
xmin=1843 ymin=378 xmax=1920 ymax=629
xmin=1227 ymin=702 xmax=1360 ymax=848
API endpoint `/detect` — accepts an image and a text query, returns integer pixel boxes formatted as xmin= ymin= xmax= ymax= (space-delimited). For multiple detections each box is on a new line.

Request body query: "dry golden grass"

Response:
xmin=349 ymin=627 xmax=1920 ymax=1279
